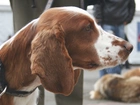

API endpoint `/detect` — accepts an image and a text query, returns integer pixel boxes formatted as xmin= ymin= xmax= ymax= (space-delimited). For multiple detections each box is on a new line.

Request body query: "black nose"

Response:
xmin=123 ymin=42 xmax=133 ymax=53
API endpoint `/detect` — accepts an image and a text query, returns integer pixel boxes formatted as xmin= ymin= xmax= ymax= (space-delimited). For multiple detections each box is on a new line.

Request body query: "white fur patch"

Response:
xmin=94 ymin=26 xmax=124 ymax=66
xmin=14 ymin=76 xmax=41 ymax=105
xmin=14 ymin=88 xmax=39 ymax=105
xmin=89 ymin=90 xmax=96 ymax=99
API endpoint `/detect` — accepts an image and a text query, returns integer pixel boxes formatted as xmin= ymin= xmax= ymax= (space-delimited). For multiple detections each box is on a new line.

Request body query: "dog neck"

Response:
xmin=0 ymin=60 xmax=41 ymax=97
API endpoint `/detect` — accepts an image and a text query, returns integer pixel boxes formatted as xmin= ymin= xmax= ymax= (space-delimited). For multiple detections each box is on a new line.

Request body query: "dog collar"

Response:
xmin=0 ymin=60 xmax=37 ymax=97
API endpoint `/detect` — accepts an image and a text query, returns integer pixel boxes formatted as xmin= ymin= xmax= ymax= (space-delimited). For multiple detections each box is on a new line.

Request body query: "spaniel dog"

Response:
xmin=90 ymin=68 xmax=140 ymax=103
xmin=0 ymin=7 xmax=133 ymax=105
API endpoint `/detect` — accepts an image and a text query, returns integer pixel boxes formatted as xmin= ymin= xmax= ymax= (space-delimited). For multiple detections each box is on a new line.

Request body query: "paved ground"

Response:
xmin=44 ymin=65 xmax=140 ymax=105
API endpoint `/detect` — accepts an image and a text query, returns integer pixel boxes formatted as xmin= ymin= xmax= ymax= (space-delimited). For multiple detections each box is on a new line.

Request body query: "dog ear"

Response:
xmin=30 ymin=24 xmax=80 ymax=95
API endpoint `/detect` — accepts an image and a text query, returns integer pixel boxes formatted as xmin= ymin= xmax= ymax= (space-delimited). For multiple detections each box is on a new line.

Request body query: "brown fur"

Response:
xmin=124 ymin=68 xmax=140 ymax=78
xmin=90 ymin=69 xmax=140 ymax=103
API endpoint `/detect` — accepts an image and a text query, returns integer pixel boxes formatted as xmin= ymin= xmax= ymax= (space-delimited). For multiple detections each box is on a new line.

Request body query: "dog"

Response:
xmin=0 ymin=7 xmax=133 ymax=105
xmin=124 ymin=68 xmax=140 ymax=78
xmin=90 ymin=68 xmax=140 ymax=103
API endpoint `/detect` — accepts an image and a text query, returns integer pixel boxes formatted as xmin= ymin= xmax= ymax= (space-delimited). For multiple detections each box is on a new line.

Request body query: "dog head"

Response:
xmin=30 ymin=7 xmax=133 ymax=95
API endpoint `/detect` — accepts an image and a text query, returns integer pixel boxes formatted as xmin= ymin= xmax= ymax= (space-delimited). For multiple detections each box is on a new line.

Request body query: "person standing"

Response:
xmin=93 ymin=0 xmax=135 ymax=77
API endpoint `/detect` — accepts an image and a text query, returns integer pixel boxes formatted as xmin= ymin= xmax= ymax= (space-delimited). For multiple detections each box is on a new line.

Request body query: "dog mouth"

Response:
xmin=88 ymin=62 xmax=99 ymax=69
xmin=72 ymin=61 xmax=100 ymax=70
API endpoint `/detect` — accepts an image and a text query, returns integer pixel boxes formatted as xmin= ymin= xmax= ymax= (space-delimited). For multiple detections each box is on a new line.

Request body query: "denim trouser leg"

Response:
xmin=102 ymin=24 xmax=125 ymax=39
xmin=100 ymin=65 xmax=122 ymax=77
xmin=107 ymin=65 xmax=122 ymax=74
xmin=99 ymin=69 xmax=108 ymax=77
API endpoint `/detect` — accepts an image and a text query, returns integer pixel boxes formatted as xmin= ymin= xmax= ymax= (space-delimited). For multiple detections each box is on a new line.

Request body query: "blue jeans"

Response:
xmin=100 ymin=24 xmax=125 ymax=77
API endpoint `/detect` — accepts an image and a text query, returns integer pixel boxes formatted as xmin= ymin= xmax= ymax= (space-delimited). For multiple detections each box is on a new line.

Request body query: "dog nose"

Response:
xmin=123 ymin=42 xmax=133 ymax=53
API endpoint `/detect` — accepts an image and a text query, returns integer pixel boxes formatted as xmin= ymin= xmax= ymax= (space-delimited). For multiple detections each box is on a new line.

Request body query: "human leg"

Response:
xmin=10 ymin=0 xmax=47 ymax=105
xmin=100 ymin=66 xmax=122 ymax=77
xmin=99 ymin=69 xmax=108 ymax=77
xmin=10 ymin=0 xmax=47 ymax=33
xmin=102 ymin=24 xmax=114 ymax=34
xmin=115 ymin=24 xmax=125 ymax=39
xmin=106 ymin=65 xmax=122 ymax=74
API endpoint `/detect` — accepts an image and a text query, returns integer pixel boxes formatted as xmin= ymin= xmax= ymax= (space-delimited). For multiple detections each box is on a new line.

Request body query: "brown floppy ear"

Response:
xmin=30 ymin=24 xmax=80 ymax=96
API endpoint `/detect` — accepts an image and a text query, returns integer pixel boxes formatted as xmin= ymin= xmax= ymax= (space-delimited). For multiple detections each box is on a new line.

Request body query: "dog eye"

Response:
xmin=85 ymin=24 xmax=92 ymax=31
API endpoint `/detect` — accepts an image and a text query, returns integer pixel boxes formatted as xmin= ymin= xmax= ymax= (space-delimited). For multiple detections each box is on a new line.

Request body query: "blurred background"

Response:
xmin=0 ymin=0 xmax=140 ymax=105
